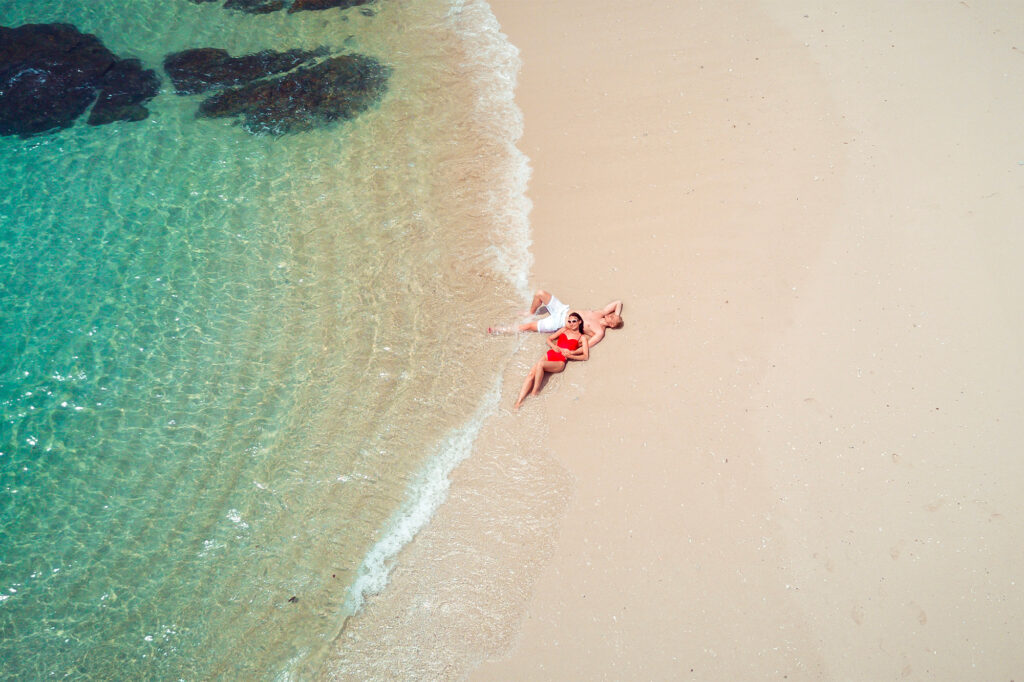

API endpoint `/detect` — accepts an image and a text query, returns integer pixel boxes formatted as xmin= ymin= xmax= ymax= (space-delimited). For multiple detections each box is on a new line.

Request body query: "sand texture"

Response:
xmin=471 ymin=0 xmax=1024 ymax=679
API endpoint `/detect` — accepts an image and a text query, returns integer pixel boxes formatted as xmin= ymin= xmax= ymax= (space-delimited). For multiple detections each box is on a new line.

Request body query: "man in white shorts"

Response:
xmin=524 ymin=290 xmax=573 ymax=334
xmin=490 ymin=289 xmax=623 ymax=348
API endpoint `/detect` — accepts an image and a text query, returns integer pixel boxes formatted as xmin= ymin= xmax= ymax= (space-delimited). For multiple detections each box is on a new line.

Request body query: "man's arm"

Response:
xmin=585 ymin=300 xmax=621 ymax=348
xmin=586 ymin=327 xmax=607 ymax=348
xmin=601 ymin=300 xmax=623 ymax=316
xmin=572 ymin=335 xmax=590 ymax=361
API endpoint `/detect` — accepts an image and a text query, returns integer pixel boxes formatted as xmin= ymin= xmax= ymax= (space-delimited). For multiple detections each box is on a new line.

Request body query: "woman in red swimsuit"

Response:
xmin=514 ymin=312 xmax=590 ymax=409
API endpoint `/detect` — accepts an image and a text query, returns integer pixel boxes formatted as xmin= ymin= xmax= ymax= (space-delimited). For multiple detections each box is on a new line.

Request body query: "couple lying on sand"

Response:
xmin=490 ymin=289 xmax=623 ymax=409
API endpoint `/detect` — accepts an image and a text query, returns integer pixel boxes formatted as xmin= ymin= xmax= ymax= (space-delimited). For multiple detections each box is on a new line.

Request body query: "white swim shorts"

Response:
xmin=537 ymin=294 xmax=571 ymax=333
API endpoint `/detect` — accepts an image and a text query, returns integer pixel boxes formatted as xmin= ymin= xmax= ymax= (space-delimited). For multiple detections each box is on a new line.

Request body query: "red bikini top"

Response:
xmin=556 ymin=333 xmax=580 ymax=351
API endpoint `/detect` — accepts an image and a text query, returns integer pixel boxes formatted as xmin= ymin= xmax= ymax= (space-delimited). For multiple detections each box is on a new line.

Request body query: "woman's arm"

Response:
xmin=547 ymin=328 xmax=568 ymax=353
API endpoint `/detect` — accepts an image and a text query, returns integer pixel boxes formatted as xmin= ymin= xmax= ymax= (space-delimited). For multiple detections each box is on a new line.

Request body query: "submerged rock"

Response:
xmin=163 ymin=47 xmax=327 ymax=95
xmin=0 ymin=23 xmax=159 ymax=136
xmin=288 ymin=0 xmax=375 ymax=13
xmin=196 ymin=54 xmax=387 ymax=135
xmin=88 ymin=58 xmax=161 ymax=126
xmin=223 ymin=0 xmax=286 ymax=14
xmin=206 ymin=0 xmax=376 ymax=15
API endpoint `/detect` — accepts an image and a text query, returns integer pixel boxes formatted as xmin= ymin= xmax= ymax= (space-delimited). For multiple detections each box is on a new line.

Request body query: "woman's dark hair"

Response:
xmin=567 ymin=312 xmax=583 ymax=331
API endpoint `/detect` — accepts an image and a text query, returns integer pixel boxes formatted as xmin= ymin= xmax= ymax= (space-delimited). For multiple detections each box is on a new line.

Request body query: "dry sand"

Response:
xmin=469 ymin=0 xmax=1024 ymax=679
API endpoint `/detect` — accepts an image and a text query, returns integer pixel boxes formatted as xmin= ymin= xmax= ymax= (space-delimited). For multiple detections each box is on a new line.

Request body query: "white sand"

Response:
xmin=470 ymin=1 xmax=1024 ymax=679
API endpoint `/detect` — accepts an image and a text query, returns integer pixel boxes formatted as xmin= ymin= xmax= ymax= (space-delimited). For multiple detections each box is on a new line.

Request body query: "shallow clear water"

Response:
xmin=0 ymin=0 xmax=528 ymax=677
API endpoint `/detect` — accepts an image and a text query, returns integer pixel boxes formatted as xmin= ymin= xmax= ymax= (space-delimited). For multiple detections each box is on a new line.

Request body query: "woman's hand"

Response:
xmin=547 ymin=327 xmax=568 ymax=353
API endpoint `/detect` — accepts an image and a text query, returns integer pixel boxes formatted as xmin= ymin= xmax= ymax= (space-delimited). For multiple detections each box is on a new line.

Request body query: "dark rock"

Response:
xmin=197 ymin=54 xmax=387 ymax=135
xmin=223 ymin=0 xmax=287 ymax=14
xmin=190 ymin=0 xmax=376 ymax=16
xmin=88 ymin=58 xmax=161 ymax=126
xmin=164 ymin=47 xmax=327 ymax=95
xmin=288 ymin=0 xmax=375 ymax=13
xmin=0 ymin=23 xmax=112 ymax=136
xmin=0 ymin=23 xmax=159 ymax=136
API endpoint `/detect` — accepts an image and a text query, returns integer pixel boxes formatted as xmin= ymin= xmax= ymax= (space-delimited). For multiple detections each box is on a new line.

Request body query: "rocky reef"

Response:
xmin=193 ymin=53 xmax=387 ymax=135
xmin=192 ymin=0 xmax=375 ymax=16
xmin=223 ymin=0 xmax=286 ymax=14
xmin=164 ymin=47 xmax=328 ymax=95
xmin=288 ymin=0 xmax=374 ymax=13
xmin=88 ymin=58 xmax=162 ymax=126
xmin=1 ymin=19 xmax=387 ymax=138
xmin=0 ymin=23 xmax=160 ymax=137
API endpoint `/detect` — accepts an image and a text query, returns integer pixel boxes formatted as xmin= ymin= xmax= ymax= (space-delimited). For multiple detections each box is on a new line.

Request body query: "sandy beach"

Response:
xmin=326 ymin=1 xmax=1024 ymax=679
xmin=470 ymin=0 xmax=1024 ymax=679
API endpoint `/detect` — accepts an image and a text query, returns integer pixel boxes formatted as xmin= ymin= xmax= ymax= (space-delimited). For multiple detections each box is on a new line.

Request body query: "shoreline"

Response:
xmin=317 ymin=3 xmax=569 ymax=677
xmin=475 ymin=0 xmax=1024 ymax=679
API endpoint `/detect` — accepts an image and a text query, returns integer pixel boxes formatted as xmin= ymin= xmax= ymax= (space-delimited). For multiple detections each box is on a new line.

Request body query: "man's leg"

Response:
xmin=489 ymin=290 xmax=552 ymax=334
xmin=528 ymin=289 xmax=553 ymax=316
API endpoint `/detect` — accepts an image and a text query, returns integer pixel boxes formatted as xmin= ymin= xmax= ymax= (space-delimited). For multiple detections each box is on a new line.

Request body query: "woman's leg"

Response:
xmin=515 ymin=360 xmax=567 ymax=408
xmin=514 ymin=365 xmax=538 ymax=409
xmin=531 ymin=360 xmax=565 ymax=396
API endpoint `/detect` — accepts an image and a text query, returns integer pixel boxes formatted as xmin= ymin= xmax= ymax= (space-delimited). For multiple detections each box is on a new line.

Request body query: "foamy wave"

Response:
xmin=335 ymin=0 xmax=530 ymax=637
xmin=449 ymin=0 xmax=534 ymax=300
xmin=342 ymin=377 xmax=503 ymax=614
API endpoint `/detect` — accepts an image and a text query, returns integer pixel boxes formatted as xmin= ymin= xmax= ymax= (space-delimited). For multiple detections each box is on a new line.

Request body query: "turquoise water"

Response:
xmin=0 ymin=0 xmax=528 ymax=677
